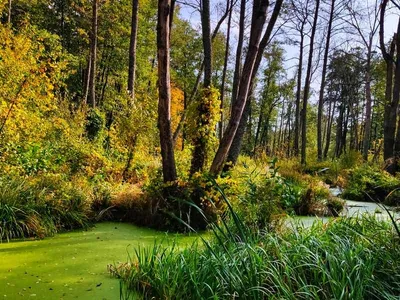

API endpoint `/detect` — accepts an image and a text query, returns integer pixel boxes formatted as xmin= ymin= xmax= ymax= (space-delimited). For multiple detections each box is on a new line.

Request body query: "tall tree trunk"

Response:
xmin=380 ymin=0 xmax=396 ymax=159
xmin=362 ymin=43 xmax=373 ymax=160
xmin=324 ymin=99 xmax=336 ymax=158
xmin=393 ymin=27 xmax=400 ymax=154
xmin=219 ymin=0 xmax=232 ymax=140
xmin=224 ymin=0 xmax=283 ymax=168
xmin=210 ymin=0 xmax=271 ymax=175
xmin=201 ymin=0 xmax=212 ymax=88
xmin=190 ymin=0 xmax=212 ymax=174
xmin=128 ymin=0 xmax=139 ymax=100
xmin=383 ymin=37 xmax=396 ymax=159
xmin=230 ymin=0 xmax=246 ymax=111
xmin=84 ymin=57 xmax=91 ymax=104
xmin=157 ymin=0 xmax=177 ymax=182
xmin=8 ymin=0 xmax=11 ymax=24
xmin=60 ymin=0 xmax=65 ymax=50
xmin=253 ymin=77 xmax=271 ymax=154
xmin=294 ymin=31 xmax=305 ymax=156
xmin=335 ymin=103 xmax=344 ymax=158
xmin=301 ymin=0 xmax=320 ymax=165
xmin=88 ymin=0 xmax=98 ymax=108
xmin=317 ymin=0 xmax=335 ymax=160
xmin=286 ymin=102 xmax=292 ymax=157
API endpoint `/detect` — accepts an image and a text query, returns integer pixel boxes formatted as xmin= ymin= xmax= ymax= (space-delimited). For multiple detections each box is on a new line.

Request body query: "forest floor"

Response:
xmin=0 ymin=222 xmax=199 ymax=300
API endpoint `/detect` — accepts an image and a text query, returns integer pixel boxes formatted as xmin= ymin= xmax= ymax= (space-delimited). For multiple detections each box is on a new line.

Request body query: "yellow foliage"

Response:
xmin=171 ymin=84 xmax=184 ymax=149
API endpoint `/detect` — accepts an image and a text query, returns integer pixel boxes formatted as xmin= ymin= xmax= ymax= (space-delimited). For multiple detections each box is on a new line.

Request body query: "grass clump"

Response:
xmin=0 ymin=175 xmax=91 ymax=241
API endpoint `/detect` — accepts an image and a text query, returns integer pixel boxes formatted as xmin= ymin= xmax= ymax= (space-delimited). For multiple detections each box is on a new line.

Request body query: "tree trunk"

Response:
xmin=301 ymin=0 xmax=320 ymax=165
xmin=84 ymin=57 xmax=91 ymax=104
xmin=294 ymin=32 xmax=304 ymax=156
xmin=219 ymin=0 xmax=232 ymax=140
xmin=335 ymin=103 xmax=344 ymax=158
xmin=8 ymin=0 xmax=11 ymax=24
xmin=324 ymin=99 xmax=336 ymax=158
xmin=210 ymin=0 xmax=271 ymax=175
xmin=317 ymin=0 xmax=335 ymax=160
xmin=380 ymin=0 xmax=396 ymax=160
xmin=128 ymin=0 xmax=139 ymax=100
xmin=157 ymin=0 xmax=177 ymax=182
xmin=383 ymin=37 xmax=396 ymax=159
xmin=88 ymin=0 xmax=98 ymax=108
xmin=201 ymin=0 xmax=212 ymax=88
xmin=190 ymin=0 xmax=212 ymax=174
xmin=230 ymin=0 xmax=246 ymax=111
xmin=362 ymin=44 xmax=373 ymax=161
xmin=393 ymin=27 xmax=400 ymax=154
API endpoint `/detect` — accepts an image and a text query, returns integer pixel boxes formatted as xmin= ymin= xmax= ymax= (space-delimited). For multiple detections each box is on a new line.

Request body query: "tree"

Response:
xmin=128 ymin=0 xmax=139 ymax=100
xmin=344 ymin=0 xmax=380 ymax=161
xmin=190 ymin=0 xmax=213 ymax=174
xmin=219 ymin=0 xmax=233 ymax=139
xmin=88 ymin=0 xmax=98 ymax=108
xmin=290 ymin=0 xmax=311 ymax=157
xmin=317 ymin=0 xmax=335 ymax=161
xmin=157 ymin=0 xmax=177 ymax=182
xmin=8 ymin=0 xmax=11 ymax=24
xmin=300 ymin=0 xmax=320 ymax=165
xmin=380 ymin=0 xmax=400 ymax=160
xmin=210 ymin=0 xmax=280 ymax=175
xmin=253 ymin=43 xmax=285 ymax=155
xmin=224 ymin=0 xmax=284 ymax=168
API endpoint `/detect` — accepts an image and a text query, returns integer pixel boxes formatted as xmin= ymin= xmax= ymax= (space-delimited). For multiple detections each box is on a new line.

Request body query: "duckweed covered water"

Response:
xmin=0 ymin=222 xmax=199 ymax=299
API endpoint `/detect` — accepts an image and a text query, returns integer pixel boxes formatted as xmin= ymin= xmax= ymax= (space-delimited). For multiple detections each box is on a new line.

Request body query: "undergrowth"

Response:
xmin=0 ymin=175 xmax=90 ymax=241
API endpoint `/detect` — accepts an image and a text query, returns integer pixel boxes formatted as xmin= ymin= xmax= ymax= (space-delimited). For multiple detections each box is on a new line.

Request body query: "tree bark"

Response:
xmin=128 ymin=0 xmax=139 ymax=100
xmin=317 ymin=0 xmax=335 ymax=160
xmin=301 ymin=0 xmax=320 ymax=165
xmin=157 ymin=0 xmax=177 ymax=182
xmin=210 ymin=0 xmax=271 ymax=175
xmin=294 ymin=31 xmax=304 ymax=156
xmin=362 ymin=43 xmax=373 ymax=161
xmin=201 ymin=0 xmax=212 ymax=88
xmin=230 ymin=0 xmax=246 ymax=111
xmin=380 ymin=0 xmax=396 ymax=160
xmin=8 ymin=0 xmax=11 ymax=24
xmin=219 ymin=0 xmax=233 ymax=140
xmin=324 ymin=98 xmax=336 ymax=158
xmin=190 ymin=0 xmax=213 ymax=174
xmin=88 ymin=0 xmax=98 ymax=108
xmin=393 ymin=25 xmax=400 ymax=154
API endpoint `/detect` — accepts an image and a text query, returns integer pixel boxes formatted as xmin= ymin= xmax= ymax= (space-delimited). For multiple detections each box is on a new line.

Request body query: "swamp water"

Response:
xmin=0 ymin=222 xmax=199 ymax=299
xmin=288 ymin=187 xmax=400 ymax=228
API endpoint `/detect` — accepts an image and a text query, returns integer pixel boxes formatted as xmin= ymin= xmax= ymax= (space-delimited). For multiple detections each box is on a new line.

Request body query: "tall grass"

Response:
xmin=0 ymin=176 xmax=90 ymax=241
xmin=116 ymin=186 xmax=400 ymax=300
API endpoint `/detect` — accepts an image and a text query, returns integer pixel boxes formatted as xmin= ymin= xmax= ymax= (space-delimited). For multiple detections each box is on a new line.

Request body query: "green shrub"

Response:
xmin=342 ymin=165 xmax=400 ymax=203
xmin=339 ymin=150 xmax=362 ymax=170
xmin=85 ymin=109 xmax=104 ymax=141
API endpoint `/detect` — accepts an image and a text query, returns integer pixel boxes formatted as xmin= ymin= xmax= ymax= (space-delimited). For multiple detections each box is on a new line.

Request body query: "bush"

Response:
xmin=0 ymin=175 xmax=91 ymax=241
xmin=342 ymin=165 xmax=400 ymax=204
xmin=85 ymin=109 xmax=104 ymax=141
